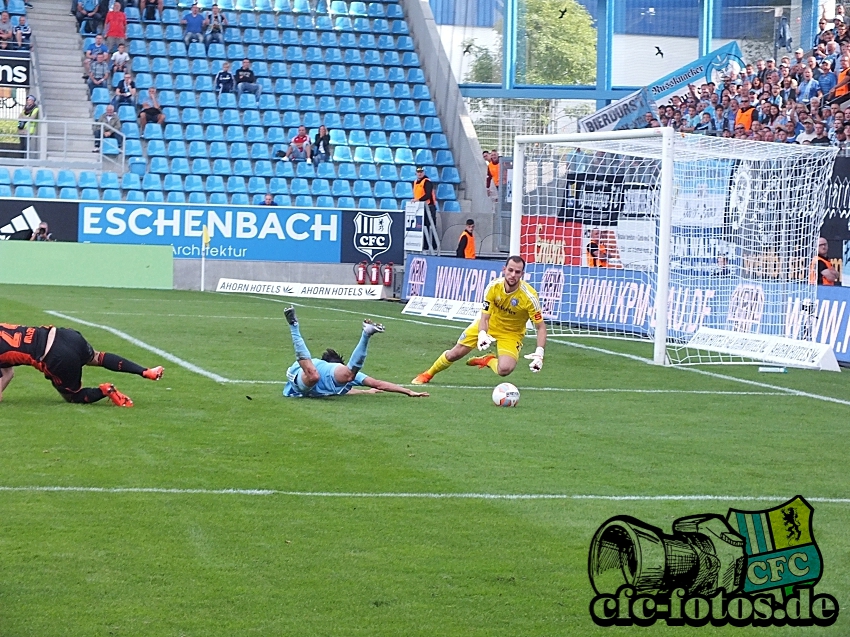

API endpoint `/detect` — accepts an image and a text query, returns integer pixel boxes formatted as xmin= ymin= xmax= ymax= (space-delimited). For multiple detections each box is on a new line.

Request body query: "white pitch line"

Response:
xmin=46 ymin=311 xmax=230 ymax=384
xmin=0 ymin=485 xmax=849 ymax=504
xmin=427 ymin=385 xmax=784 ymax=396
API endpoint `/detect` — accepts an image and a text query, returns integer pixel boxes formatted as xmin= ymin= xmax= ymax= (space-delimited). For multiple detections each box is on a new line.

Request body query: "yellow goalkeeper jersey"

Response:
xmin=482 ymin=277 xmax=543 ymax=335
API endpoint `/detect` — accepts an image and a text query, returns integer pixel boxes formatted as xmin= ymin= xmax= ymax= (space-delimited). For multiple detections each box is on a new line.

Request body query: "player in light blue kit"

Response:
xmin=282 ymin=307 xmax=429 ymax=399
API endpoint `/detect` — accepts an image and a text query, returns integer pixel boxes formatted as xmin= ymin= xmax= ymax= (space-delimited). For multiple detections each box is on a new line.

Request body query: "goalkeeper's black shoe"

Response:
xmin=284 ymin=307 xmax=298 ymax=326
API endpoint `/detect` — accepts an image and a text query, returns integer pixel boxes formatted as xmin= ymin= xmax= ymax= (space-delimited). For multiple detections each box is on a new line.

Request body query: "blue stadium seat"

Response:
xmin=423 ymin=117 xmax=443 ymax=134
xmin=247 ymin=126 xmax=266 ymax=143
xmin=247 ymin=44 xmax=265 ymax=61
xmin=294 ymin=195 xmax=313 ymax=207
xmin=207 ymin=43 xmax=226 ymax=59
xmin=352 ymin=147 xmax=373 ymax=163
xmin=394 ymin=148 xmax=414 ymax=165
xmin=403 ymin=116 xmax=422 ymax=132
xmin=316 ymin=163 xmax=336 ymax=179
xmin=295 ymin=162 xmax=315 ymax=179
xmin=191 ymin=59 xmax=210 ymax=76
xmin=247 ymin=177 xmax=267 ymax=194
xmin=56 ymin=170 xmax=77 ymax=188
xmin=132 ymin=57 xmax=150 ymax=73
xmin=379 ymin=198 xmax=399 ymax=210
xmin=392 ymin=84 xmax=411 ymax=100
xmin=419 ymin=101 xmax=437 ymax=117
xmin=167 ymin=192 xmax=187 ymax=203
xmin=331 ymin=179 xmax=351 ymax=197
xmin=353 ymin=81 xmax=371 ymax=98
xmin=352 ymin=17 xmax=370 ymax=32
xmin=145 ymin=191 xmax=165 ymax=203
xmin=163 ymin=174 xmax=184 ymax=192
xmin=201 ymin=109 xmax=222 ymax=125
xmin=124 ymin=190 xmax=143 ymax=202
xmin=251 ymin=143 xmax=270 ymax=160
xmin=430 ymin=134 xmax=449 ymax=150
xmin=165 ymin=25 xmax=183 ymax=41
xmin=333 ymin=80 xmax=353 ymax=97
xmin=127 ymin=22 xmax=144 ymax=39
xmin=408 ymin=132 xmax=428 ymax=149
xmin=125 ymin=139 xmax=143 ymax=156
xmin=348 ymin=1 xmax=367 ymax=15
xmin=135 ymin=74 xmax=153 ymax=90
xmin=243 ymin=110 xmax=262 ymax=127
xmin=222 ymin=109 xmax=241 ymax=126
xmin=364 ymin=50 xmax=382 ymax=66
xmin=162 ymin=8 xmax=180 ymax=22
xmin=399 ymin=165 xmax=417 ymax=182
xmin=387 ymin=4 xmax=404 ymax=19
xmin=209 ymin=192 xmax=228 ymax=204
xmin=270 ymin=177 xmax=289 ymax=194
xmin=227 ymin=176 xmax=247 ymax=193
xmin=379 ymin=165 xmax=399 ymax=181
xmin=180 ymin=124 xmax=202 ymax=142
xmin=142 ymin=174 xmax=163 ymax=191
xmin=188 ymin=192 xmax=206 ymax=203
xmin=329 ymin=129 xmax=347 ymax=146
xmin=314 ymin=195 xmax=334 ymax=208
xmin=145 ymin=23 xmax=164 ymax=39
xmin=352 ymin=180 xmax=372 ymax=197
xmin=290 ymin=178 xmax=310 ymax=195
xmin=59 ymin=187 xmax=79 ymax=200
xmin=261 ymin=28 xmax=280 ymax=45
xmin=238 ymin=12 xmax=256 ymax=27
xmin=377 ymin=34 xmax=395 ymax=51
xmin=384 ymin=115 xmax=403 ymax=131
xmin=206 ymin=176 xmax=226 ymax=193
xmin=324 ymin=48 xmax=343 ymax=64
xmin=440 ymin=167 xmax=461 ymax=184
xmin=358 ymin=197 xmax=378 ymax=209
xmin=323 ymin=113 xmax=342 ymax=129
xmin=397 ymin=99 xmax=416 ymax=115
xmin=311 ymin=179 xmax=331 ymax=196
xmin=91 ymin=88 xmax=110 ymax=104
xmin=167 ymin=141 xmax=188 ymax=157
xmin=368 ymin=2 xmax=386 ymax=17
xmin=349 ymin=65 xmax=367 ymax=81
xmin=34 ymin=169 xmax=55 ymax=187
xmin=435 ymin=150 xmax=455 ymax=166
xmin=372 ymin=18 xmax=391 ymax=34
xmin=11 ymin=168 xmax=31 ymax=186
xmin=436 ymin=184 xmax=457 ymax=201
xmin=414 ymin=149 xmax=434 ymax=165
xmin=212 ymin=159 xmax=232 ymax=175
xmin=290 ymin=62 xmax=308 ymax=78
xmin=305 ymin=46 xmax=323 ymax=63
xmin=336 ymin=163 xmax=356 ymax=180
xmin=391 ymin=20 xmax=409 ymax=35
xmin=149 ymin=157 xmax=169 ymax=173
xmin=339 ymin=98 xmax=358 ymax=115
xmin=185 ymin=175 xmax=205 ymax=192
xmin=129 ymin=40 xmax=147 ymax=56
xmin=76 ymin=171 xmax=97 ymax=189
xmin=274 ymin=79 xmax=292 ymax=96
xmin=36 ymin=186 xmax=57 ymax=199
xmin=387 ymin=131 xmax=408 ymax=148
xmin=359 ymin=164 xmax=378 ymax=180
xmin=181 ymin=108 xmax=201 ymax=125
xmin=374 ymin=147 xmax=394 ymax=164
xmin=77 ymin=188 xmax=98 ymax=200
xmin=170 ymin=42 xmax=190 ymax=58
xmin=171 ymin=158 xmax=191 ymax=175
xmin=99 ymin=172 xmax=119 ymax=189
xmin=334 ymin=196 xmax=353 ymax=208
xmin=394 ymin=182 xmax=413 ymax=198
xmin=348 ymin=130 xmax=367 ymax=146
xmin=162 ymin=123 xmax=182 ymax=141
xmin=255 ymin=161 xmax=274 ymax=178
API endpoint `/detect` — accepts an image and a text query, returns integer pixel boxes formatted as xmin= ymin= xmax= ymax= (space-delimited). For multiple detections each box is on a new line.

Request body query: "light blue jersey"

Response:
xmin=283 ymin=359 xmax=368 ymax=397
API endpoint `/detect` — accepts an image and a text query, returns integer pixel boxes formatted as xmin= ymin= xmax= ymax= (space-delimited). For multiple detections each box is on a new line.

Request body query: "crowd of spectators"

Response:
xmin=0 ymin=10 xmax=30 ymax=50
xmin=644 ymin=9 xmax=850 ymax=147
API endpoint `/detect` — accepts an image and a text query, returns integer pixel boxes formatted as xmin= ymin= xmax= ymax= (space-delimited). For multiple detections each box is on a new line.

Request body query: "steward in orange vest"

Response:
xmin=456 ymin=219 xmax=475 ymax=259
xmin=486 ymin=150 xmax=500 ymax=189
xmin=413 ymin=165 xmax=437 ymax=250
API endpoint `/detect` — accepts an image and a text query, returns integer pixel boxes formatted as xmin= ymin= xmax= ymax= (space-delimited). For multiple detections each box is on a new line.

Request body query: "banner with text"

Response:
xmin=402 ymin=254 xmax=504 ymax=302
xmin=216 ymin=278 xmax=385 ymax=299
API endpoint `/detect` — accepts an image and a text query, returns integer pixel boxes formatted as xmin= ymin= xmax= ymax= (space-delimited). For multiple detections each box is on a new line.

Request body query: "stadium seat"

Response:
xmin=394 ymin=148 xmax=415 ymax=165
xmin=78 ymin=188 xmax=98 ymax=200
xmin=316 ymin=163 xmax=336 ymax=179
xmin=182 ymin=175 xmax=203 ymax=193
xmin=233 ymin=159 xmax=253 ymax=176
xmin=163 ymin=174 xmax=184 ymax=192
xmin=202 ymin=109 xmax=222 ymax=125
xmin=206 ymin=176 xmax=225 ymax=193
xmin=393 ymin=182 xmax=413 ymax=199
xmin=226 ymin=126 xmax=246 ymax=143
xmin=379 ymin=198 xmax=399 ymax=210
xmin=409 ymin=133 xmax=428 ymax=149
xmin=247 ymin=126 xmax=266 ymax=143
xmin=337 ymin=163 xmax=357 ymax=180
xmin=125 ymin=139 xmax=143 ymax=157
xmin=98 ymin=172 xmax=119 ymax=190
xmin=403 ymin=116 xmax=422 ymax=132
xmin=358 ymin=197 xmax=377 ymax=209
xmin=332 ymin=179 xmax=352 ymax=197
xmin=185 ymin=192 xmax=204 ymax=203
xmin=311 ymin=179 xmax=331 ymax=196
xmin=275 ymin=161 xmax=295 ymax=178
xmin=164 ymin=191 xmax=185 ymax=203
xmin=336 ymin=196 xmax=354 ymax=209
xmin=349 ymin=66 xmax=367 ymax=82
xmin=226 ymin=176 xmax=247 ymax=193
xmin=296 ymin=162 xmax=315 ymax=179
xmin=352 ymin=180 xmax=372 ymax=197
xmin=374 ymin=147 xmax=394 ymax=164
xmin=36 ymin=186 xmax=57 ymax=199
xmin=290 ymin=178 xmax=310 ymax=195
xmin=167 ymin=141 xmax=188 ymax=158
xmin=34 ymin=169 xmax=55 ymax=187
xmin=295 ymin=195 xmax=314 ymax=207
xmin=248 ymin=177 xmax=267 ymax=194
xmin=379 ymin=165 xmax=399 ymax=181
xmin=333 ymin=146 xmax=353 ymax=162
xmin=12 ymin=168 xmax=32 ymax=186
xmin=270 ymin=177 xmax=289 ymax=194
xmin=435 ymin=150 xmax=455 ymax=166
xmin=213 ymin=159 xmax=233 ymax=175
xmin=384 ymin=115 xmax=403 ymax=131
xmin=419 ymin=101 xmax=437 ymax=117
xmin=358 ymin=164 xmax=378 ymax=180
xmin=59 ymin=187 xmax=79 ymax=200
xmin=207 ymin=192 xmax=226 ymax=204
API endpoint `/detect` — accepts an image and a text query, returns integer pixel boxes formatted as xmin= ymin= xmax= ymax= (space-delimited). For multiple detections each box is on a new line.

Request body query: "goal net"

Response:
xmin=510 ymin=129 xmax=837 ymax=365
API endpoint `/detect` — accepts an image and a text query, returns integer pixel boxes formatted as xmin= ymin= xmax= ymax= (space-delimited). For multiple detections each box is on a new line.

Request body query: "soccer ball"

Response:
xmin=492 ymin=382 xmax=520 ymax=407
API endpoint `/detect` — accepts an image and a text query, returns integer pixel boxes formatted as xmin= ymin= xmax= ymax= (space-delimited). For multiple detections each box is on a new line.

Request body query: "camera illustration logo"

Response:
xmin=588 ymin=496 xmax=839 ymax=627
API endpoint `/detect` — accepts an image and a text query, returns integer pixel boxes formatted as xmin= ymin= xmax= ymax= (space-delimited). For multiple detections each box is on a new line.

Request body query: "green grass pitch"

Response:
xmin=0 ymin=283 xmax=848 ymax=636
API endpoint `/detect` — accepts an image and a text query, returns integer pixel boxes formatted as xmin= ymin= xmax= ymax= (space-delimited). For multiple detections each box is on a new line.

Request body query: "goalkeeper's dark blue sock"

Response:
xmin=347 ymin=331 xmax=370 ymax=373
xmin=289 ymin=324 xmax=312 ymax=361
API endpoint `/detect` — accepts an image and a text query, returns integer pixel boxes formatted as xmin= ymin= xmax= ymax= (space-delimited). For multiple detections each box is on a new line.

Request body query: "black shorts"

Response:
xmin=41 ymin=328 xmax=95 ymax=394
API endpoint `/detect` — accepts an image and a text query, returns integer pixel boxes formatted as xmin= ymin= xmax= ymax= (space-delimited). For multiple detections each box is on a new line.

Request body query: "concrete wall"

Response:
xmin=175 ymin=259 xmax=361 ymax=291
xmin=401 ymin=0 xmax=495 ymax=251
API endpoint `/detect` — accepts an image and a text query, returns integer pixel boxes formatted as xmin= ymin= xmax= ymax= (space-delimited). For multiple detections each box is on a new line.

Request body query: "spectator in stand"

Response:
xmin=827 ymin=53 xmax=850 ymax=103
xmin=112 ymin=71 xmax=136 ymax=108
xmin=456 ymin=219 xmax=475 ymax=259
xmin=797 ymin=117 xmax=817 ymax=142
xmin=204 ymin=4 xmax=227 ymax=47
xmin=815 ymin=18 xmax=833 ymax=49
xmin=103 ymin=1 xmax=126 ymax=52
xmin=779 ymin=76 xmax=797 ymax=103
xmin=281 ymin=124 xmax=312 ymax=163
xmin=482 ymin=150 xmax=490 ymax=164
xmin=735 ymin=95 xmax=756 ymax=130
xmin=94 ymin=103 xmax=122 ymax=151
xmin=694 ymin=111 xmax=716 ymax=134
xmin=214 ymin=60 xmax=234 ymax=94
xmin=0 ymin=12 xmax=14 ymax=49
xmin=811 ymin=121 xmax=832 ymax=145
xmin=756 ymin=101 xmax=773 ymax=124
xmin=111 ymin=42 xmax=130 ymax=73
xmin=234 ymin=58 xmax=261 ymax=100
xmin=139 ymin=88 xmax=165 ymax=127
xmin=743 ymin=63 xmax=756 ymax=83
xmin=712 ymin=104 xmax=727 ymax=132
xmin=486 ymin=149 xmax=500 ymax=197
xmin=76 ymin=0 xmax=103 ymax=34
xmin=17 ymin=95 xmax=38 ymax=159
xmin=413 ymin=166 xmax=437 ymax=250
xmin=812 ymin=238 xmax=838 ymax=284
xmin=725 ymin=98 xmax=739 ymax=130
xmin=791 ymin=49 xmax=806 ymax=79
xmin=181 ymin=4 xmax=206 ymax=48
xmin=87 ymin=50 xmax=110 ymax=95
xmin=313 ymin=124 xmax=331 ymax=164
xmin=785 ymin=120 xmax=799 ymax=142
xmin=83 ymin=34 xmax=108 ymax=79
xmin=262 ymin=193 xmax=275 ymax=205
xmin=14 ymin=15 xmax=31 ymax=50
xmin=776 ymin=128 xmax=789 ymax=143
xmin=818 ymin=59 xmax=838 ymax=97
xmin=141 ymin=0 xmax=162 ymax=22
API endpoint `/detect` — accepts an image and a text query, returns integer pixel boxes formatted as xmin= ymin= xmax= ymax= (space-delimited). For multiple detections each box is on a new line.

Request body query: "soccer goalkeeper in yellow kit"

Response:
xmin=412 ymin=255 xmax=547 ymax=384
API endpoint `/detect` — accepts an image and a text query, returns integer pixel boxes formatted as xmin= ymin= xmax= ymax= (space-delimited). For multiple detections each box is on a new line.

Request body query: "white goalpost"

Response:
xmin=510 ymin=128 xmax=839 ymax=368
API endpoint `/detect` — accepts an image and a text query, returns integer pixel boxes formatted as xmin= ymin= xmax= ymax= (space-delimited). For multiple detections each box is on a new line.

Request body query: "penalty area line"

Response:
xmin=0 ymin=486 xmax=849 ymax=504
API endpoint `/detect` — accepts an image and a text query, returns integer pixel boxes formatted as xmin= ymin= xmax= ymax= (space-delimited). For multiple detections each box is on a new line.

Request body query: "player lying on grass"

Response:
xmin=0 ymin=323 xmax=163 ymax=407
xmin=412 ymin=255 xmax=547 ymax=385
xmin=283 ymin=307 xmax=428 ymax=398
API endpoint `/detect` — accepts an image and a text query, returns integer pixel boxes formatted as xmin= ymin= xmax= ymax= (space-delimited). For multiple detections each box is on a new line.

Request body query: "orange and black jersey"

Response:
xmin=0 ymin=324 xmax=51 ymax=370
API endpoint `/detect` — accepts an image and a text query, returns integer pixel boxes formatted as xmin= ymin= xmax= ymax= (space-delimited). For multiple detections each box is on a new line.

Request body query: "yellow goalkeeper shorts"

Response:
xmin=458 ymin=319 xmax=524 ymax=361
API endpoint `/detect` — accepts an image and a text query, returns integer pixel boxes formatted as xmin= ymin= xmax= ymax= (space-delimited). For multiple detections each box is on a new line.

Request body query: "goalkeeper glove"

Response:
xmin=477 ymin=330 xmax=494 ymax=351
xmin=524 ymin=347 xmax=544 ymax=373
